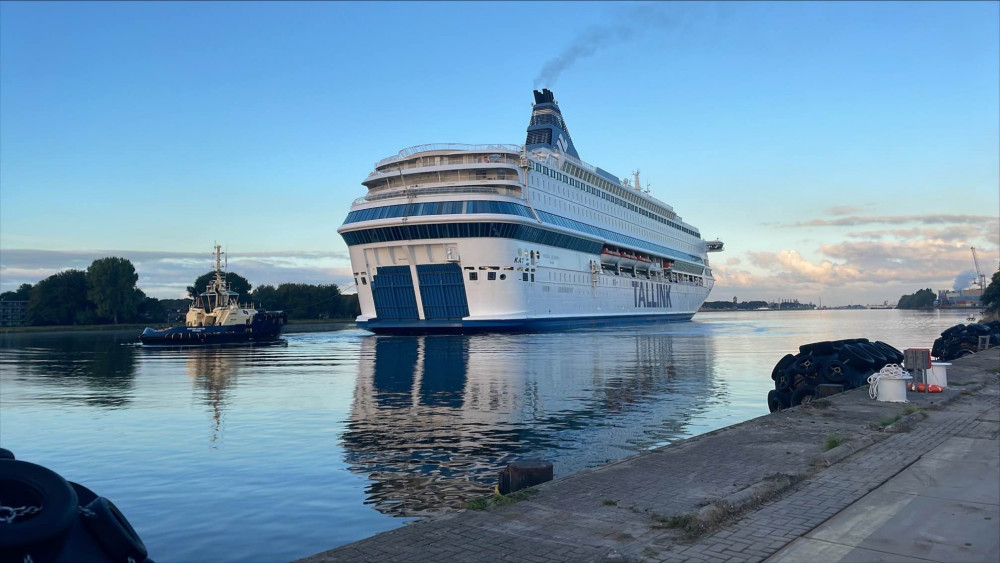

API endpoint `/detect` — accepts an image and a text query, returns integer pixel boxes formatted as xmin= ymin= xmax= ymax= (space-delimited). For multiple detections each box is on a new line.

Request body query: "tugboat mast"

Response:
xmin=214 ymin=243 xmax=225 ymax=288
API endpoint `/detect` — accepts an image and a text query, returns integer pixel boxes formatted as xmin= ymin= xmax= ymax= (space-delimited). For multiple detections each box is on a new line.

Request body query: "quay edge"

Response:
xmin=298 ymin=347 xmax=1000 ymax=563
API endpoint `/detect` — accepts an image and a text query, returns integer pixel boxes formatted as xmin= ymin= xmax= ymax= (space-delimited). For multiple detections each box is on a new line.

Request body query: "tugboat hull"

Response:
xmin=139 ymin=311 xmax=287 ymax=346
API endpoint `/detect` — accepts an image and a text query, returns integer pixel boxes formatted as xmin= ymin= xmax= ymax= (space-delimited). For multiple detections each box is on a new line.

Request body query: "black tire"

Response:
xmin=771 ymin=354 xmax=796 ymax=381
xmin=81 ymin=497 xmax=148 ymax=563
xmin=0 ymin=459 xmax=78 ymax=554
xmin=0 ymin=448 xmax=14 ymax=460
xmin=862 ymin=342 xmax=888 ymax=367
xmin=941 ymin=324 xmax=966 ymax=337
xmin=775 ymin=371 xmax=794 ymax=392
xmin=799 ymin=341 xmax=836 ymax=356
xmin=839 ymin=343 xmax=875 ymax=369
xmin=791 ymin=385 xmax=817 ymax=407
xmin=767 ymin=390 xmax=790 ymax=412
xmin=69 ymin=481 xmax=98 ymax=507
xmin=822 ymin=360 xmax=848 ymax=383
xmin=873 ymin=341 xmax=903 ymax=364
xmin=789 ymin=354 xmax=818 ymax=376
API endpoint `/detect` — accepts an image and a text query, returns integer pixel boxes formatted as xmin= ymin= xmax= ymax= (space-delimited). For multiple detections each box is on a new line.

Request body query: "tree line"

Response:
xmin=896 ymin=288 xmax=936 ymax=309
xmin=0 ymin=257 xmax=358 ymax=326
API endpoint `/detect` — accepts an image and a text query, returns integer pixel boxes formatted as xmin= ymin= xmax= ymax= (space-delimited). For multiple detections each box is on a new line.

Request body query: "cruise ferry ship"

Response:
xmin=339 ymin=90 xmax=723 ymax=333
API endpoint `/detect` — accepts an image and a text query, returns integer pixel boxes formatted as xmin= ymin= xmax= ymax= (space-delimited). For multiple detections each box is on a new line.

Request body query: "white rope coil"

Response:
xmin=868 ymin=364 xmax=911 ymax=401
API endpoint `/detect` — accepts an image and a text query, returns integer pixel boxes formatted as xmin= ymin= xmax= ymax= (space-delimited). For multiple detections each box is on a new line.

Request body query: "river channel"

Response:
xmin=0 ymin=309 xmax=975 ymax=562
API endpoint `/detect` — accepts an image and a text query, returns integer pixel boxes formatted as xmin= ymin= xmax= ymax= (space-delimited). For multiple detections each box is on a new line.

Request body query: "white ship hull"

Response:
xmin=340 ymin=90 xmax=721 ymax=333
xmin=348 ymin=239 xmax=710 ymax=333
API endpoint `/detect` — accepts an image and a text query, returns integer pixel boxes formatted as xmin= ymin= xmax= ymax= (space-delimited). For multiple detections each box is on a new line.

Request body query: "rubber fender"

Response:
xmin=789 ymin=354 xmax=818 ymax=375
xmin=838 ymin=343 xmax=874 ymax=368
xmin=966 ymin=323 xmax=990 ymax=335
xmin=931 ymin=337 xmax=944 ymax=358
xmin=0 ymin=459 xmax=78 ymax=556
xmin=821 ymin=360 xmax=848 ymax=383
xmin=767 ymin=390 xmax=790 ymax=412
xmin=81 ymin=497 xmax=148 ymax=563
xmin=70 ymin=481 xmax=99 ymax=507
xmin=861 ymin=342 xmax=888 ymax=367
xmin=799 ymin=341 xmax=835 ymax=356
xmin=941 ymin=324 xmax=966 ymax=337
xmin=873 ymin=341 xmax=903 ymax=364
xmin=790 ymin=385 xmax=816 ymax=407
xmin=0 ymin=448 xmax=14 ymax=460
xmin=775 ymin=371 xmax=794 ymax=392
xmin=771 ymin=354 xmax=796 ymax=381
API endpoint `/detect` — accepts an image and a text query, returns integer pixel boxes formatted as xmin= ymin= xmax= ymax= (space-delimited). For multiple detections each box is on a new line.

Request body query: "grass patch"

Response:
xmin=465 ymin=498 xmax=490 ymax=511
xmin=903 ymin=406 xmax=919 ymax=415
xmin=651 ymin=513 xmax=694 ymax=530
xmin=465 ymin=488 xmax=539 ymax=511
xmin=879 ymin=414 xmax=902 ymax=427
xmin=823 ymin=434 xmax=844 ymax=451
xmin=602 ymin=499 xmax=617 ymax=506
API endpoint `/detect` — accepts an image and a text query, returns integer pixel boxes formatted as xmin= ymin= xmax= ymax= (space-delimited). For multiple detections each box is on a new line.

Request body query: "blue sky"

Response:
xmin=1 ymin=1 xmax=997 ymax=305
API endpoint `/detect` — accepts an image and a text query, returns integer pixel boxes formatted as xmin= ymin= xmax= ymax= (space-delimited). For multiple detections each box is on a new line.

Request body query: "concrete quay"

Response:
xmin=299 ymin=349 xmax=1000 ymax=563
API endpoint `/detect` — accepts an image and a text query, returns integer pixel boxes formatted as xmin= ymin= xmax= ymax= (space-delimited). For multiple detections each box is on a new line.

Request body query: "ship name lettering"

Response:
xmin=632 ymin=281 xmax=671 ymax=309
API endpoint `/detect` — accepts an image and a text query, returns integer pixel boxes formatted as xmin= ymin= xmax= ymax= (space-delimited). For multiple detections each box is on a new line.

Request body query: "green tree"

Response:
xmin=187 ymin=271 xmax=252 ymax=300
xmin=0 ymin=283 xmax=33 ymax=301
xmin=897 ymin=288 xmax=936 ymax=309
xmin=28 ymin=270 xmax=95 ymax=325
xmin=250 ymin=283 xmax=357 ymax=320
xmin=86 ymin=257 xmax=141 ymax=324
xmin=981 ymin=270 xmax=1000 ymax=314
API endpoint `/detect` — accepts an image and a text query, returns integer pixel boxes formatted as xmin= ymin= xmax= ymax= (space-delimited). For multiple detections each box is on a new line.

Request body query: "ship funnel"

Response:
xmin=525 ymin=89 xmax=579 ymax=159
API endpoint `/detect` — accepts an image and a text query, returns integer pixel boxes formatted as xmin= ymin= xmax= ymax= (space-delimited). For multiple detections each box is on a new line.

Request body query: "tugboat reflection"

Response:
xmin=342 ymin=330 xmax=716 ymax=517
xmin=186 ymin=349 xmax=241 ymax=444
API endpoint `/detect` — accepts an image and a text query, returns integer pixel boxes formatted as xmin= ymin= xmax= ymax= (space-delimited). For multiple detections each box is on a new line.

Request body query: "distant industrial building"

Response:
xmin=0 ymin=300 xmax=28 ymax=326
xmin=936 ymin=288 xmax=983 ymax=308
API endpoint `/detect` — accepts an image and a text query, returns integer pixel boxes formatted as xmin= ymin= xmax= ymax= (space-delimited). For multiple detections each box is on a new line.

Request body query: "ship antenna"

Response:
xmin=632 ymin=169 xmax=641 ymax=191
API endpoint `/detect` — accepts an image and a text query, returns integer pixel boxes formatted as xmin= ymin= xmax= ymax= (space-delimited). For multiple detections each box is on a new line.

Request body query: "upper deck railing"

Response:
xmin=352 ymin=185 xmax=523 ymax=205
xmin=375 ymin=143 xmax=523 ymax=168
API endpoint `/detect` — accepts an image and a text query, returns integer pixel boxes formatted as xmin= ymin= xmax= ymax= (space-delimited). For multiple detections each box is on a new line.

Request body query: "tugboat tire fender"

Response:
xmin=0 ymin=459 xmax=79 ymax=552
xmin=80 ymin=497 xmax=148 ymax=562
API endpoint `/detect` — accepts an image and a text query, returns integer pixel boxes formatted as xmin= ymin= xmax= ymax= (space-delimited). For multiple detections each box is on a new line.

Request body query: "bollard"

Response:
xmin=497 ymin=459 xmax=553 ymax=495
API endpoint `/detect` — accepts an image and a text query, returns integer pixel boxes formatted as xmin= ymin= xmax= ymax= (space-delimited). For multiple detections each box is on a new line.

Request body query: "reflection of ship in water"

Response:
xmin=342 ymin=329 xmax=716 ymax=517
xmin=185 ymin=350 xmax=241 ymax=444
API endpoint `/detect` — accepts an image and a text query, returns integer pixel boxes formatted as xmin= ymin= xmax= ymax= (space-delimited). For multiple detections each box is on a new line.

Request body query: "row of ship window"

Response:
xmin=532 ymin=161 xmax=701 ymax=238
xmin=342 ymin=206 xmax=703 ymax=266
xmin=344 ymin=200 xmax=533 ymax=224
xmin=341 ymin=222 xmax=603 ymax=254
xmin=535 ymin=210 xmax=704 ymax=265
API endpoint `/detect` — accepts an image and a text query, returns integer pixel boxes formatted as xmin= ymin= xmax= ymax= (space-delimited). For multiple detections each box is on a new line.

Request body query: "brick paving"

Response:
xmin=298 ymin=349 xmax=999 ymax=563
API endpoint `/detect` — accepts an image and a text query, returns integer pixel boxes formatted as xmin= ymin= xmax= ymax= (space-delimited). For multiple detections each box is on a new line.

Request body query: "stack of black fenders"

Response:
xmin=767 ymin=339 xmax=904 ymax=411
xmin=931 ymin=321 xmax=1000 ymax=361
xmin=0 ymin=448 xmax=152 ymax=563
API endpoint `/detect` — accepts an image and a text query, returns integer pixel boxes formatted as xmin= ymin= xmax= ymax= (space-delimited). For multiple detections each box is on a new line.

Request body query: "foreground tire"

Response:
xmin=767 ymin=390 xmax=790 ymax=412
xmin=771 ymin=354 xmax=796 ymax=381
xmin=791 ymin=385 xmax=817 ymax=407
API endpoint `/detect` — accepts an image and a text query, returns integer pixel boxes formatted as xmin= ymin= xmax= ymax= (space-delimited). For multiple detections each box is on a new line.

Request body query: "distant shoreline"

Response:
xmin=0 ymin=319 xmax=357 ymax=336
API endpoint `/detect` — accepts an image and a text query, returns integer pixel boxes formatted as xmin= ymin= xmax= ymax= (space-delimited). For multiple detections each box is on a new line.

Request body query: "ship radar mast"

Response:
xmin=632 ymin=169 xmax=650 ymax=193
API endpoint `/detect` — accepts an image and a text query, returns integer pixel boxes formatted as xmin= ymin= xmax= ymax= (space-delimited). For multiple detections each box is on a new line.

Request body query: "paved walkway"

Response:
xmin=299 ymin=349 xmax=1000 ymax=563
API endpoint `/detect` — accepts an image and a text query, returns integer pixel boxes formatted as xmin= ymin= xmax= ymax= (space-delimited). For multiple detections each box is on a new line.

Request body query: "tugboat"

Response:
xmin=139 ymin=245 xmax=287 ymax=346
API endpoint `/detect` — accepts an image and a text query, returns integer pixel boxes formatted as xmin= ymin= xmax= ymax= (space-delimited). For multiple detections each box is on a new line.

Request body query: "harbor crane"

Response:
xmin=971 ymin=247 xmax=987 ymax=290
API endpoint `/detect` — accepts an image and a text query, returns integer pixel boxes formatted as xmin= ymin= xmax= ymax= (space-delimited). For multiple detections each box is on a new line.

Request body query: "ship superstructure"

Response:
xmin=338 ymin=90 xmax=723 ymax=333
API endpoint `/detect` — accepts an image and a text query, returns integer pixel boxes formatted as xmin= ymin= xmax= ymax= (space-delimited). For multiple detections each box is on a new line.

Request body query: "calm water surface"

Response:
xmin=0 ymin=309 xmax=973 ymax=562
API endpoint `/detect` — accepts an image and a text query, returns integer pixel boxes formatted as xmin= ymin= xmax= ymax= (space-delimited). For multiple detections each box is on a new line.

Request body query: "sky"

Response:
xmin=1 ymin=1 xmax=998 ymax=306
